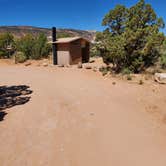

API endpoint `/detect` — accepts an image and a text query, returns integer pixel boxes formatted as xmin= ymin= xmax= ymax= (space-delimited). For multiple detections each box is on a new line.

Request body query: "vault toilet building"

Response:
xmin=51 ymin=27 xmax=90 ymax=65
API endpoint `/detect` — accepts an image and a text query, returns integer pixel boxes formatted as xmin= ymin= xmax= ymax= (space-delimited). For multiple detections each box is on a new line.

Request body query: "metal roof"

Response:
xmin=49 ymin=37 xmax=90 ymax=44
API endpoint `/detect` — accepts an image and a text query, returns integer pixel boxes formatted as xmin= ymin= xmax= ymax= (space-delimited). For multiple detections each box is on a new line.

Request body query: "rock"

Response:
xmin=42 ymin=63 xmax=48 ymax=67
xmin=93 ymin=67 xmax=98 ymax=72
xmin=85 ymin=65 xmax=92 ymax=70
xmin=90 ymin=112 xmax=94 ymax=116
xmin=154 ymin=73 xmax=166 ymax=84
xmin=112 ymin=82 xmax=116 ymax=85
xmin=58 ymin=64 xmax=64 ymax=67
xmin=24 ymin=62 xmax=31 ymax=66
xmin=77 ymin=62 xmax=82 ymax=69
xmin=89 ymin=60 xmax=95 ymax=63
xmin=66 ymin=64 xmax=71 ymax=68
xmin=145 ymin=67 xmax=163 ymax=74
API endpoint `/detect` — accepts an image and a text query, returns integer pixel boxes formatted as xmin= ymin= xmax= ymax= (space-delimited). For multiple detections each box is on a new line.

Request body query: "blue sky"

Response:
xmin=0 ymin=0 xmax=165 ymax=33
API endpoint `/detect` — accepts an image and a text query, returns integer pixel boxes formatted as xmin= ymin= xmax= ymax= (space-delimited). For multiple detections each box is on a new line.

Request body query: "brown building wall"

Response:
xmin=69 ymin=39 xmax=82 ymax=65
xmin=56 ymin=39 xmax=90 ymax=65
xmin=57 ymin=43 xmax=70 ymax=51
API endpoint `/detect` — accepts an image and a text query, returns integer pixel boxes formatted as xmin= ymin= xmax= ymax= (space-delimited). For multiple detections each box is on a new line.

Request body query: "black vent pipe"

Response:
xmin=52 ymin=27 xmax=57 ymax=65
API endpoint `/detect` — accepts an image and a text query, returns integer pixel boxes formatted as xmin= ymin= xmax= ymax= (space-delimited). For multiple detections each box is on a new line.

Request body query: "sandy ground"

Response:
xmin=0 ymin=64 xmax=166 ymax=166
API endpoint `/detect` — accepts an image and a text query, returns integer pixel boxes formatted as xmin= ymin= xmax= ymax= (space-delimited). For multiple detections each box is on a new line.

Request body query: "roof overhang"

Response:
xmin=48 ymin=36 xmax=90 ymax=44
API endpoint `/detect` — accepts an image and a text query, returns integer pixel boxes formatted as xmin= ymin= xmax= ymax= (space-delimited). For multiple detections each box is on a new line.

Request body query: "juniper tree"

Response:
xmin=97 ymin=0 xmax=165 ymax=73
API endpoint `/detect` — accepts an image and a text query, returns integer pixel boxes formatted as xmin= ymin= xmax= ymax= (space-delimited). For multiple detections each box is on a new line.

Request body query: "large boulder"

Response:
xmin=154 ymin=73 xmax=166 ymax=84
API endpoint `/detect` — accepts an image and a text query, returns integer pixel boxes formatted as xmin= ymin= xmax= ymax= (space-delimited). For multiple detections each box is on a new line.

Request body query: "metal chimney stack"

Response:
xmin=52 ymin=27 xmax=57 ymax=65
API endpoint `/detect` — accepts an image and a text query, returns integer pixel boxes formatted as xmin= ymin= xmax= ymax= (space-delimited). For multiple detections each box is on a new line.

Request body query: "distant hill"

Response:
xmin=0 ymin=26 xmax=96 ymax=41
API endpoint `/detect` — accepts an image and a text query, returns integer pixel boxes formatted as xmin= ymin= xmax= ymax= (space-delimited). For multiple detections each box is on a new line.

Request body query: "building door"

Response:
xmin=82 ymin=42 xmax=89 ymax=63
xmin=57 ymin=51 xmax=70 ymax=65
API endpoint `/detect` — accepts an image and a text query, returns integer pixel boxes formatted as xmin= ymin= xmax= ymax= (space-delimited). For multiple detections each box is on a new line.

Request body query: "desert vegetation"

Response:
xmin=0 ymin=0 xmax=166 ymax=165
xmin=0 ymin=32 xmax=51 ymax=62
xmin=0 ymin=0 xmax=166 ymax=74
xmin=160 ymin=38 xmax=166 ymax=69
xmin=93 ymin=0 xmax=165 ymax=73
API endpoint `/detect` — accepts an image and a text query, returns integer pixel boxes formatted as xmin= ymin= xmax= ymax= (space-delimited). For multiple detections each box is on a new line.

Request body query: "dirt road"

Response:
xmin=0 ymin=66 xmax=166 ymax=166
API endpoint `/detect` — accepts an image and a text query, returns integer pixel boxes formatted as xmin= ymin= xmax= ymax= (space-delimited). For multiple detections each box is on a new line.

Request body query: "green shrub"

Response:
xmin=160 ymin=54 xmax=166 ymax=69
xmin=126 ymin=75 xmax=132 ymax=80
xmin=102 ymin=70 xmax=108 ymax=76
xmin=99 ymin=66 xmax=108 ymax=76
xmin=32 ymin=34 xmax=52 ymax=60
xmin=15 ymin=52 xmax=27 ymax=63
xmin=16 ymin=34 xmax=34 ymax=59
xmin=90 ymin=44 xmax=101 ymax=57
xmin=16 ymin=33 xmax=51 ymax=60
xmin=0 ymin=32 xmax=15 ymax=58
xmin=121 ymin=68 xmax=132 ymax=75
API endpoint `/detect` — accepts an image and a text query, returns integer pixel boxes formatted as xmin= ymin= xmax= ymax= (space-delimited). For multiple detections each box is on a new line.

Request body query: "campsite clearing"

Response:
xmin=0 ymin=65 xmax=166 ymax=166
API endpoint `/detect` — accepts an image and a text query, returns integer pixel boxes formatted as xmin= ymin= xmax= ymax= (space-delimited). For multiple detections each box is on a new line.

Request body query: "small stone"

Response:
xmin=90 ymin=112 xmax=94 ymax=116
xmin=77 ymin=62 xmax=83 ymax=69
xmin=112 ymin=82 xmax=116 ymax=85
xmin=93 ymin=67 xmax=98 ymax=72
xmin=42 ymin=63 xmax=48 ymax=67
xmin=24 ymin=62 xmax=31 ymax=66
xmin=85 ymin=66 xmax=92 ymax=70
xmin=66 ymin=64 xmax=71 ymax=68
xmin=89 ymin=60 xmax=95 ymax=63
xmin=58 ymin=64 xmax=64 ymax=67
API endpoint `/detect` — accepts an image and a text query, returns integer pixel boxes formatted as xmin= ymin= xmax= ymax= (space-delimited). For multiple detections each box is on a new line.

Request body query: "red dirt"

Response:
xmin=0 ymin=65 xmax=166 ymax=166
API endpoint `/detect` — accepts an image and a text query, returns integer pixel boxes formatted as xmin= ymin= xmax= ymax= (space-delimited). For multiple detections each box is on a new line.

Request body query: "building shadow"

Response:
xmin=0 ymin=85 xmax=33 ymax=122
